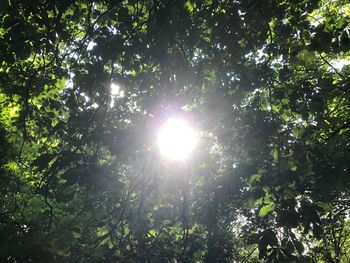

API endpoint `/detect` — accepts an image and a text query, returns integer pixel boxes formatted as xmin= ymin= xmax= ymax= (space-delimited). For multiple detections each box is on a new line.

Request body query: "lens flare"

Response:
xmin=157 ymin=118 xmax=197 ymax=161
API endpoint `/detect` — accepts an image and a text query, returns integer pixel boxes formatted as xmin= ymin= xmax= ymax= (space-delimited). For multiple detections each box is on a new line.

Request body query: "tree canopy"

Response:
xmin=1 ymin=0 xmax=350 ymax=262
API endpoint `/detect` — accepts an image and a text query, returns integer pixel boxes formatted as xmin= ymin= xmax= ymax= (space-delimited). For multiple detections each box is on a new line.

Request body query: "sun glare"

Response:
xmin=157 ymin=118 xmax=198 ymax=161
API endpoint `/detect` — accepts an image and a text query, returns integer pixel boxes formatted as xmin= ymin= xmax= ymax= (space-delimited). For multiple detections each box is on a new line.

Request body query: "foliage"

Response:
xmin=0 ymin=0 xmax=350 ymax=262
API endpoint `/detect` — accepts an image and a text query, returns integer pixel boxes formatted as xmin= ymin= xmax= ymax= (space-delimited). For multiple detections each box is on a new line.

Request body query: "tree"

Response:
xmin=0 ymin=0 xmax=349 ymax=262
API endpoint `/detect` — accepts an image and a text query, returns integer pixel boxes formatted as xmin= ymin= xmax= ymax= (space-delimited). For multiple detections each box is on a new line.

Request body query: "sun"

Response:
xmin=157 ymin=118 xmax=198 ymax=161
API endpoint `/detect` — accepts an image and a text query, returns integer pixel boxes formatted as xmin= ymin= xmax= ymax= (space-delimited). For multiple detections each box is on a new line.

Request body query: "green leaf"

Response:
xmin=248 ymin=173 xmax=262 ymax=184
xmin=290 ymin=162 xmax=297 ymax=171
xmin=273 ymin=146 xmax=278 ymax=162
xmin=315 ymin=201 xmax=331 ymax=212
xmin=259 ymin=203 xmax=275 ymax=217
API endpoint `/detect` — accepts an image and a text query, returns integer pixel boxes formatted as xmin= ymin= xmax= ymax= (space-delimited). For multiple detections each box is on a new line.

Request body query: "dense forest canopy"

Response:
xmin=0 ymin=0 xmax=350 ymax=262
